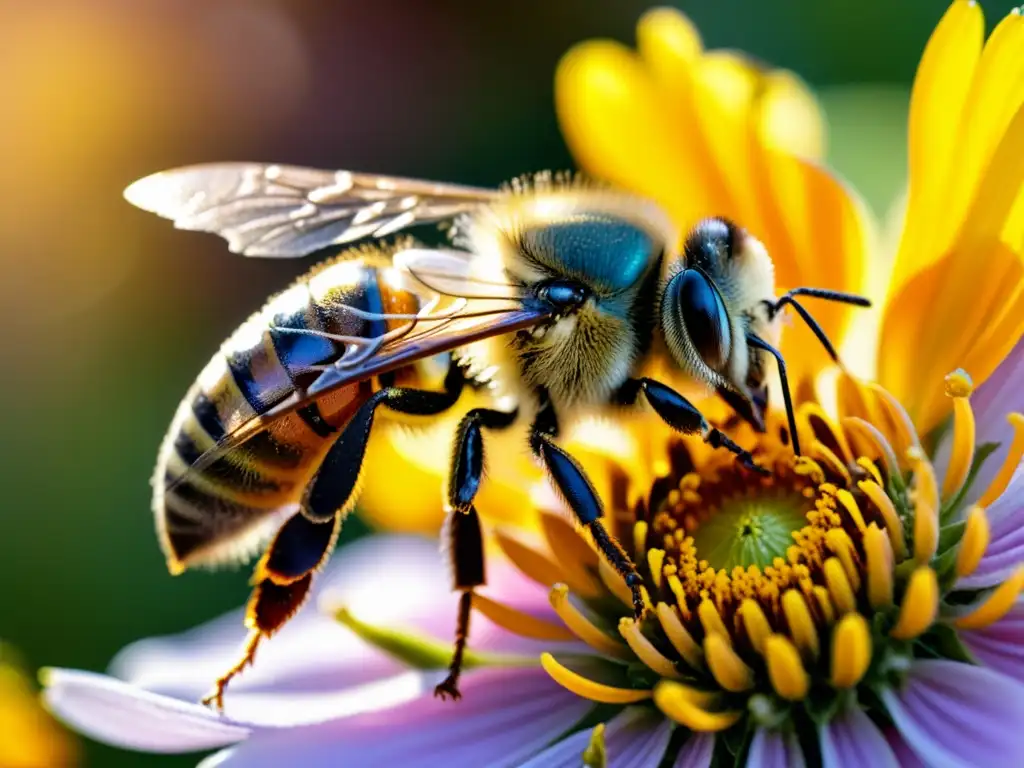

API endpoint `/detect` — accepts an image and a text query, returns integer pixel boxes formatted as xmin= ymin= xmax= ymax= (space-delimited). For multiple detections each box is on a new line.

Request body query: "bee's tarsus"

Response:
xmin=202 ymin=631 xmax=262 ymax=712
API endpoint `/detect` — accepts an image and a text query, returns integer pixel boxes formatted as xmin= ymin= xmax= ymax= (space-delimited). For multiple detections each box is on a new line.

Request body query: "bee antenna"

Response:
xmin=766 ymin=287 xmax=872 ymax=367
xmin=746 ymin=334 xmax=801 ymax=456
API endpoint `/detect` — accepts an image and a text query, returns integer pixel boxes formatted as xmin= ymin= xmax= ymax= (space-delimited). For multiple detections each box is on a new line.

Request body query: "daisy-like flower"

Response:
xmin=40 ymin=2 xmax=1024 ymax=766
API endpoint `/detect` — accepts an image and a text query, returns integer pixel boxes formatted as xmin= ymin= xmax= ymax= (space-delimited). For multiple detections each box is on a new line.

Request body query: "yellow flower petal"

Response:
xmin=758 ymin=69 xmax=826 ymax=160
xmin=494 ymin=527 xmax=566 ymax=589
xmin=549 ymin=584 xmax=632 ymax=660
xmin=978 ymin=413 xmax=1024 ymax=507
xmin=2 ymin=662 xmax=78 ymax=768
xmin=540 ymin=652 xmax=652 ymax=704
xmin=891 ymin=566 xmax=938 ymax=640
xmin=653 ymin=680 xmax=742 ymax=732
xmin=830 ymin=613 xmax=872 ymax=689
xmin=473 ymin=593 xmax=576 ymax=642
xmin=954 ymin=565 xmax=1024 ymax=630
xmin=539 ymin=512 xmax=603 ymax=598
xmin=619 ymin=617 xmax=683 ymax=679
xmin=655 ymin=602 xmax=705 ymax=670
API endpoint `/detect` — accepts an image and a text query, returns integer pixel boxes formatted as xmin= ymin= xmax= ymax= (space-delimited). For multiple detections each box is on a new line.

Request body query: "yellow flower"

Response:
xmin=556 ymin=3 xmax=1024 ymax=439
xmin=0 ymin=649 xmax=77 ymax=768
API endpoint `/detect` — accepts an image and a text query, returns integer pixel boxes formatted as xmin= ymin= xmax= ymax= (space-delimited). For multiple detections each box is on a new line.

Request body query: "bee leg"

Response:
xmin=303 ymin=365 xmax=465 ymax=523
xmin=530 ymin=410 xmax=645 ymax=619
xmin=435 ymin=407 xmax=517 ymax=700
xmin=618 ymin=378 xmax=770 ymax=476
xmin=202 ymin=512 xmax=339 ymax=710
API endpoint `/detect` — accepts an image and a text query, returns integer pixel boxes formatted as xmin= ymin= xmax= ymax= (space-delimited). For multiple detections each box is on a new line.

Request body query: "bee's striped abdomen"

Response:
xmin=155 ymin=257 xmax=423 ymax=572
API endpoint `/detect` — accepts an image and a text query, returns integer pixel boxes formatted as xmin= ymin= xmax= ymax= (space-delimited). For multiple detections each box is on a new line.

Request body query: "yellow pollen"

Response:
xmin=943 ymin=368 xmax=974 ymax=398
xmin=698 ymin=599 xmax=730 ymax=640
xmin=835 ymin=489 xmax=867 ymax=532
xmin=812 ymin=586 xmax=836 ymax=624
xmin=823 ymin=557 xmax=857 ymax=615
xmin=826 ymin=528 xmax=862 ymax=592
xmin=738 ymin=599 xmax=771 ymax=655
xmin=764 ymin=634 xmax=809 ymax=701
xmin=781 ymin=589 xmax=820 ymax=659
xmin=619 ymin=617 xmax=683 ymax=679
xmin=856 ymin=457 xmax=884 ymax=487
xmin=863 ymin=524 xmax=895 ymax=608
xmin=540 ymin=653 xmax=653 ymax=704
xmin=647 ymin=548 xmax=666 ymax=589
xmin=978 ymin=413 xmax=1024 ymax=507
xmin=941 ymin=375 xmax=976 ymax=502
xmin=494 ymin=528 xmax=565 ymax=589
xmin=953 ymin=566 xmax=1024 ymax=630
xmin=549 ymin=584 xmax=632 ymax=660
xmin=890 ymin=566 xmax=938 ymax=640
xmin=653 ymin=681 xmax=742 ymax=732
xmin=857 ymin=480 xmax=908 ymax=560
xmin=539 ymin=512 xmax=603 ymax=598
xmin=633 ymin=520 xmax=649 ymax=562
xmin=473 ymin=593 xmax=577 ymax=642
xmin=830 ymin=613 xmax=871 ymax=688
xmin=843 ymin=417 xmax=901 ymax=478
xmin=655 ymin=603 xmax=704 ymax=670
xmin=955 ymin=506 xmax=990 ymax=578
xmin=704 ymin=633 xmax=755 ymax=692
xmin=812 ymin=441 xmax=853 ymax=487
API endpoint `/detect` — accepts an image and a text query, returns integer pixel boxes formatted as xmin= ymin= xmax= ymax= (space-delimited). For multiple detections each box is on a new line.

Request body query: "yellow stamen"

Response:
xmin=582 ymin=723 xmax=606 ymax=768
xmin=540 ymin=652 xmax=652 ymax=704
xmin=633 ymin=520 xmax=649 ymax=562
xmin=863 ymin=523 xmax=895 ymax=608
xmin=698 ymin=599 xmax=730 ymax=640
xmin=941 ymin=370 xmax=976 ymax=501
xmin=597 ymin=559 xmax=653 ymax=613
xmin=799 ymin=402 xmax=854 ymax=464
xmin=653 ymin=681 xmax=742 ymax=732
xmin=870 ymin=383 xmax=921 ymax=467
xmin=891 ymin=566 xmax=938 ymax=640
xmin=704 ymin=633 xmax=755 ymax=692
xmin=812 ymin=441 xmax=853 ymax=487
xmin=764 ymin=634 xmax=809 ymax=701
xmin=781 ymin=589 xmax=820 ymax=658
xmin=549 ymin=584 xmax=632 ymax=660
xmin=830 ymin=613 xmax=871 ymax=688
xmin=978 ymin=413 xmax=1024 ymax=506
xmin=954 ymin=566 xmax=1024 ymax=630
xmin=837 ymin=371 xmax=878 ymax=424
xmin=647 ymin=548 xmax=666 ymax=589
xmin=539 ymin=512 xmax=603 ymax=598
xmin=619 ymin=617 xmax=683 ymax=679
xmin=738 ymin=599 xmax=772 ymax=655
xmin=826 ymin=528 xmax=863 ymax=592
xmin=856 ymin=457 xmax=884 ymax=487
xmin=656 ymin=602 xmax=705 ymax=669
xmin=907 ymin=448 xmax=939 ymax=563
xmin=793 ymin=456 xmax=826 ymax=484
xmin=835 ymin=489 xmax=867 ymax=532
xmin=908 ymin=447 xmax=940 ymax=515
xmin=812 ymin=585 xmax=835 ymax=624
xmin=858 ymin=480 xmax=908 ymax=560
xmin=494 ymin=528 xmax=565 ymax=588
xmin=473 ymin=593 xmax=577 ymax=642
xmin=956 ymin=506 xmax=990 ymax=578
xmin=823 ymin=557 xmax=857 ymax=615
xmin=843 ymin=417 xmax=901 ymax=478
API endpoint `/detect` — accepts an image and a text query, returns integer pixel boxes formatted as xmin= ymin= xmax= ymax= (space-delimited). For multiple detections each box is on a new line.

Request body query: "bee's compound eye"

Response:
xmin=664 ymin=268 xmax=732 ymax=372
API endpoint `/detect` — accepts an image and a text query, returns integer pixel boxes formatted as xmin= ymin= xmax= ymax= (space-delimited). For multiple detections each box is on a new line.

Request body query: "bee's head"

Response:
xmin=660 ymin=218 xmax=777 ymax=392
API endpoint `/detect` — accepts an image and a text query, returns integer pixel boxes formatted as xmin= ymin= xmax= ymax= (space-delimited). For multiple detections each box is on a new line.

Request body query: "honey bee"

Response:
xmin=126 ymin=163 xmax=869 ymax=707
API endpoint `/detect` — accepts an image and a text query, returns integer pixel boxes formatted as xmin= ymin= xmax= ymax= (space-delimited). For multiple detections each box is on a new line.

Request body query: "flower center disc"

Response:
xmin=689 ymin=495 xmax=809 ymax=570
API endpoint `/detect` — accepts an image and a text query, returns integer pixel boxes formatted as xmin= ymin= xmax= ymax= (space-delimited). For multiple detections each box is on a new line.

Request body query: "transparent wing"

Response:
xmin=173 ymin=248 xmax=543 ymax=483
xmin=124 ymin=163 xmax=501 ymax=258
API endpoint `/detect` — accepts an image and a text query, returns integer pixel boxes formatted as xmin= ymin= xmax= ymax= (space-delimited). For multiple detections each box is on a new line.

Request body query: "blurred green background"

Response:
xmin=0 ymin=0 xmax=1006 ymax=764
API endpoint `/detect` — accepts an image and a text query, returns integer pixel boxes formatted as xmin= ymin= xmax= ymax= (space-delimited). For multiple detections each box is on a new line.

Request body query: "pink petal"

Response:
xmin=673 ymin=732 xmax=715 ymax=767
xmin=200 ymin=666 xmax=591 ymax=768
xmin=113 ymin=534 xmax=559 ymax=701
xmin=42 ymin=669 xmax=252 ymax=753
xmin=957 ymin=464 xmax=1024 ymax=588
xmin=960 ymin=599 xmax=1024 ymax=683
xmin=881 ymin=659 xmax=1024 ymax=766
xmin=883 ymin=728 xmax=928 ymax=768
xmin=747 ymin=728 xmax=805 ymax=768
xmin=819 ymin=705 xmax=898 ymax=767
